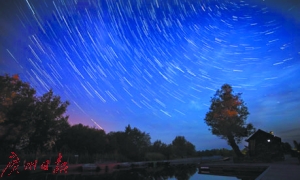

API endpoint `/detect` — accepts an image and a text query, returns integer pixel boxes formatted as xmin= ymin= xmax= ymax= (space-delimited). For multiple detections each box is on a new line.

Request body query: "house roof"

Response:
xmin=245 ymin=129 xmax=281 ymax=142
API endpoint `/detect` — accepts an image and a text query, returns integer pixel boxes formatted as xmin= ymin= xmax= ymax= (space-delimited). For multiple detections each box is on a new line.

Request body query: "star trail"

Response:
xmin=1 ymin=0 xmax=300 ymax=150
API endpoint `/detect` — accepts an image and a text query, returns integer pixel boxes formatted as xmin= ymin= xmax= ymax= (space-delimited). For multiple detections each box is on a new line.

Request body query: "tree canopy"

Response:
xmin=106 ymin=125 xmax=151 ymax=161
xmin=1 ymin=74 xmax=235 ymax=163
xmin=0 ymin=74 xmax=70 ymax=153
xmin=56 ymin=123 xmax=106 ymax=154
xmin=204 ymin=84 xmax=255 ymax=157
xmin=172 ymin=136 xmax=196 ymax=158
xmin=0 ymin=74 xmax=36 ymax=151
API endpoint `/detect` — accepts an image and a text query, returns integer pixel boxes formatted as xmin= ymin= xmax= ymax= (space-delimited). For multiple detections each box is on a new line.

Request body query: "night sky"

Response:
xmin=1 ymin=0 xmax=300 ymax=150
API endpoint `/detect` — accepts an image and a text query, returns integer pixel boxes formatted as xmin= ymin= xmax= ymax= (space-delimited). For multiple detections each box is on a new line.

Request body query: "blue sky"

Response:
xmin=1 ymin=0 xmax=300 ymax=150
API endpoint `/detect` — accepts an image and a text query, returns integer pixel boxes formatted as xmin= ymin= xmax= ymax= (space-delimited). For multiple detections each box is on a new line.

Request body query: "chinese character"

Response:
xmin=40 ymin=160 xmax=50 ymax=171
xmin=53 ymin=153 xmax=68 ymax=174
xmin=24 ymin=160 xmax=38 ymax=170
xmin=1 ymin=152 xmax=20 ymax=177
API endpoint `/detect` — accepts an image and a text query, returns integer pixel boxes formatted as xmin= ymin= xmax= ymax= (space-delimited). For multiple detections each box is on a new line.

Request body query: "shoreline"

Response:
xmin=1 ymin=155 xmax=299 ymax=179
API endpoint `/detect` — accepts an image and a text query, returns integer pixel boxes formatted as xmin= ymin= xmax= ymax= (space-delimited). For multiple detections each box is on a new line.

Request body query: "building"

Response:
xmin=245 ymin=129 xmax=283 ymax=159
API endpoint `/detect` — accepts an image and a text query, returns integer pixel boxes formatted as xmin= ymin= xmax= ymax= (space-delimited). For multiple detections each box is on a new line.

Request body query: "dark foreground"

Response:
xmin=199 ymin=155 xmax=300 ymax=180
xmin=1 ymin=155 xmax=299 ymax=180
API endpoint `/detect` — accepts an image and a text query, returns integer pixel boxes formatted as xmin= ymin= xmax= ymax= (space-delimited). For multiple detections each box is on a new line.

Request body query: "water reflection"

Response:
xmin=2 ymin=164 xmax=261 ymax=180
xmin=1 ymin=165 xmax=196 ymax=180
xmin=78 ymin=165 xmax=197 ymax=180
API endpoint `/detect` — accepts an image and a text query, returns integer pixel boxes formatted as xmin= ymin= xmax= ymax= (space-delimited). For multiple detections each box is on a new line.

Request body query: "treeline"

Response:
xmin=55 ymin=124 xmax=198 ymax=162
xmin=196 ymin=148 xmax=234 ymax=157
xmin=0 ymin=74 xmax=231 ymax=163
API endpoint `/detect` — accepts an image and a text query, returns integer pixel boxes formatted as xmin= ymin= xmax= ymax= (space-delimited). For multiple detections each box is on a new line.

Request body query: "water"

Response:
xmin=1 ymin=165 xmax=262 ymax=180
xmin=168 ymin=173 xmax=239 ymax=180
xmin=174 ymin=173 xmax=239 ymax=180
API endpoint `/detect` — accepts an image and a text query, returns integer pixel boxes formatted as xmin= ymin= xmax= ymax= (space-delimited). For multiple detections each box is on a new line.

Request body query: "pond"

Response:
xmin=1 ymin=165 xmax=263 ymax=180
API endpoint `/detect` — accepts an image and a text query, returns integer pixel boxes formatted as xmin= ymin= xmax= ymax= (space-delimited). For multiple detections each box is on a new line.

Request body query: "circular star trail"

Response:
xmin=1 ymin=0 xmax=299 ymax=149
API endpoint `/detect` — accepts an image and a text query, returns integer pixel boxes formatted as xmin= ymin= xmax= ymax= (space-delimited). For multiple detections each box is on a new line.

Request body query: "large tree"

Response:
xmin=124 ymin=125 xmax=151 ymax=161
xmin=56 ymin=124 xmax=106 ymax=155
xmin=0 ymin=74 xmax=70 ymax=153
xmin=0 ymin=74 xmax=36 ymax=151
xmin=150 ymin=140 xmax=173 ymax=160
xmin=172 ymin=136 xmax=196 ymax=158
xmin=204 ymin=84 xmax=255 ymax=157
xmin=107 ymin=125 xmax=151 ymax=161
xmin=26 ymin=89 xmax=70 ymax=153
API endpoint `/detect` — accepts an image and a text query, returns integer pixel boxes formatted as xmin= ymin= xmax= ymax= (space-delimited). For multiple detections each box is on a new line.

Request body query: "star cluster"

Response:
xmin=1 ymin=0 xmax=300 ymax=149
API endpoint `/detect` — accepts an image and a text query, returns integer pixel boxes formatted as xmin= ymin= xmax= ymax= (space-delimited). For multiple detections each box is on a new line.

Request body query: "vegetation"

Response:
xmin=204 ymin=84 xmax=255 ymax=157
xmin=0 ymin=74 xmax=241 ymax=163
xmin=293 ymin=140 xmax=300 ymax=151
xmin=172 ymin=136 xmax=196 ymax=158
xmin=291 ymin=140 xmax=300 ymax=159
xmin=197 ymin=148 xmax=234 ymax=157
xmin=282 ymin=142 xmax=292 ymax=154
xmin=0 ymin=74 xmax=69 ymax=154
xmin=105 ymin=125 xmax=151 ymax=161
xmin=55 ymin=123 xmax=106 ymax=155
xmin=149 ymin=140 xmax=172 ymax=160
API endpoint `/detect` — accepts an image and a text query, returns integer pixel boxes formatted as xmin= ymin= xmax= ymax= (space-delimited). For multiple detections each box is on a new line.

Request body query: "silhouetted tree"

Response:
xmin=204 ymin=84 xmax=255 ymax=157
xmin=186 ymin=141 xmax=196 ymax=157
xmin=149 ymin=140 xmax=173 ymax=160
xmin=151 ymin=140 xmax=167 ymax=152
xmin=172 ymin=136 xmax=186 ymax=158
xmin=124 ymin=125 xmax=151 ymax=161
xmin=172 ymin=136 xmax=196 ymax=158
xmin=0 ymin=74 xmax=36 ymax=152
xmin=106 ymin=125 xmax=151 ymax=161
xmin=26 ymin=90 xmax=70 ymax=153
xmin=56 ymin=124 xmax=106 ymax=155
xmin=0 ymin=74 xmax=70 ymax=154
xmin=293 ymin=140 xmax=300 ymax=162
xmin=106 ymin=131 xmax=126 ymax=158
xmin=282 ymin=142 xmax=292 ymax=154
xmin=293 ymin=140 xmax=300 ymax=151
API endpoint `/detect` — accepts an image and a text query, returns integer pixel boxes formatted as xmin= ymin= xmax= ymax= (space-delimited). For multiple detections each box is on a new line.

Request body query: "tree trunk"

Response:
xmin=227 ymin=135 xmax=244 ymax=158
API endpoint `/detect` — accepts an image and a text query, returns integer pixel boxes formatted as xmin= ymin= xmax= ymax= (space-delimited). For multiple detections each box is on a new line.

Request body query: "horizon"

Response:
xmin=1 ymin=0 xmax=300 ymax=151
